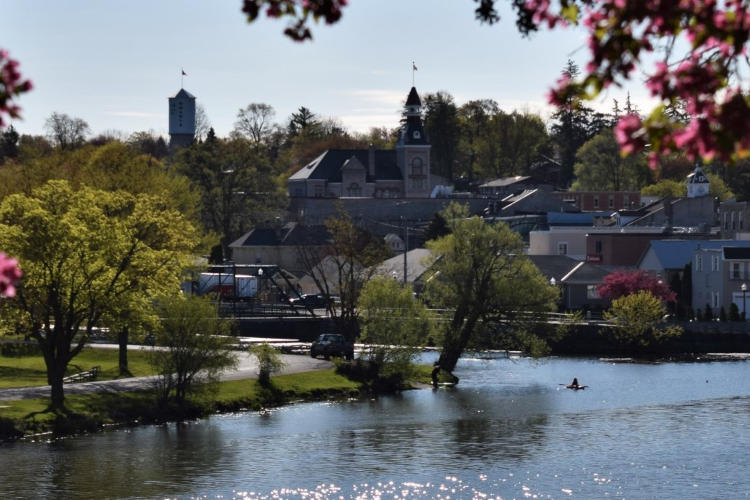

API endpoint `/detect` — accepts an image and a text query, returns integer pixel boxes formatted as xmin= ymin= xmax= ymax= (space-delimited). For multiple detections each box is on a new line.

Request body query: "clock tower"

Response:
xmin=396 ymin=87 xmax=431 ymax=197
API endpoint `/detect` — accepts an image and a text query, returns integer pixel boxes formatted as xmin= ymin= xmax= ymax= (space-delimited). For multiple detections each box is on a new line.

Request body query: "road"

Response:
xmin=0 ymin=351 xmax=333 ymax=401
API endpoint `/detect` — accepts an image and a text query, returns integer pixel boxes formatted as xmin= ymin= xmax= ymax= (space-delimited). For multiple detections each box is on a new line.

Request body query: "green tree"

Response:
xmin=248 ymin=342 xmax=286 ymax=386
xmin=479 ymin=110 xmax=551 ymax=180
xmin=603 ymin=290 xmax=682 ymax=347
xmin=550 ymin=60 xmax=613 ymax=187
xmin=641 ymin=179 xmax=685 ymax=198
xmin=572 ymin=129 xmax=652 ymax=192
xmin=173 ymin=136 xmax=285 ymax=259
xmin=150 ymin=295 xmax=238 ymax=406
xmin=426 ymin=203 xmax=557 ymax=375
xmin=358 ymin=277 xmax=431 ymax=382
xmin=0 ymin=124 xmax=19 ymax=164
xmin=0 ymin=180 xmax=198 ymax=408
xmin=422 ymin=91 xmax=460 ymax=181
xmin=457 ymin=99 xmax=497 ymax=184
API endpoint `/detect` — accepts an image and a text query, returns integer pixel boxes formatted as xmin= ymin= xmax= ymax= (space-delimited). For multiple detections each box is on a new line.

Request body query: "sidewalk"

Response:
xmin=0 ymin=353 xmax=333 ymax=401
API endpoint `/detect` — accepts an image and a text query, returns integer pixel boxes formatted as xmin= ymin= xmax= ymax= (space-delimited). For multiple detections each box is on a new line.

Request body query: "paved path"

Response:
xmin=0 ymin=352 xmax=333 ymax=401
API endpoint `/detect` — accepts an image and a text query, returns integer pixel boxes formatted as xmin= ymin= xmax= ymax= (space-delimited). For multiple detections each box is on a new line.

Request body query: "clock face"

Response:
xmin=413 ymin=130 xmax=421 ymax=139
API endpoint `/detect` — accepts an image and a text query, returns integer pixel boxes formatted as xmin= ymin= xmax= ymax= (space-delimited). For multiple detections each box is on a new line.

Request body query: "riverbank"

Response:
xmin=0 ymin=369 xmax=361 ymax=441
xmin=0 ymin=363 xmax=435 ymax=442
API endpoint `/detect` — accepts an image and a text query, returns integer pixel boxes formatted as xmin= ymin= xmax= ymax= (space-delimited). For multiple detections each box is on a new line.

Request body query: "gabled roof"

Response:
xmin=374 ymin=248 xmax=433 ymax=284
xmin=229 ymin=222 xmax=330 ymax=248
xmin=560 ymin=261 xmax=611 ymax=285
xmin=642 ymin=239 xmax=750 ymax=270
xmin=288 ymin=149 xmax=402 ymax=183
xmin=527 ymin=255 xmax=581 ymax=283
xmin=480 ymin=176 xmax=531 ymax=188
xmin=172 ymin=88 xmax=195 ymax=99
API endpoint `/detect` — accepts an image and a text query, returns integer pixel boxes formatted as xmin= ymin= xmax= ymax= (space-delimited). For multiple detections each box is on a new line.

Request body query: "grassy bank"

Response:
xmin=0 ymin=348 xmax=154 ymax=389
xmin=0 ymin=369 xmax=364 ymax=441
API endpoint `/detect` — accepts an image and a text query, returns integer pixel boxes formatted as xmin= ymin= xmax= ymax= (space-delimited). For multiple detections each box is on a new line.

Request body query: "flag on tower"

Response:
xmin=182 ymin=69 xmax=187 ymax=76
xmin=412 ymin=62 xmax=418 ymax=71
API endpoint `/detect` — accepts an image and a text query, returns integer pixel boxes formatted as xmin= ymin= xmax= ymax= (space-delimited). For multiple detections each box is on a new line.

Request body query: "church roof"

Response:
xmin=288 ymin=149 xmax=403 ymax=183
xmin=172 ymin=88 xmax=195 ymax=99
xmin=406 ymin=87 xmax=421 ymax=106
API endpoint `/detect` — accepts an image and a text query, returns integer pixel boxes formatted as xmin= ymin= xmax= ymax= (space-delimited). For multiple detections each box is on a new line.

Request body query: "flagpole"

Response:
xmin=412 ymin=61 xmax=415 ymax=86
xmin=181 ymin=68 xmax=184 ymax=89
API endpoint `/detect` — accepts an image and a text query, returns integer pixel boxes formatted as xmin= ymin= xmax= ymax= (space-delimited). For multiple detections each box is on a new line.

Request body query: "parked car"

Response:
xmin=310 ymin=333 xmax=354 ymax=360
xmin=290 ymin=294 xmax=329 ymax=309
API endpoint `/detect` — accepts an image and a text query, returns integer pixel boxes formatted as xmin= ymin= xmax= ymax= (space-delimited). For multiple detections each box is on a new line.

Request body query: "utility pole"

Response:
xmin=403 ymin=216 xmax=408 ymax=286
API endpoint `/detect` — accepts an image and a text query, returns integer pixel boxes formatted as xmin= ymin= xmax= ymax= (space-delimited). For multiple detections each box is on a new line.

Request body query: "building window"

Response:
xmin=712 ymin=291 xmax=720 ymax=309
xmin=712 ymin=255 xmax=720 ymax=272
xmin=731 ymin=262 xmax=744 ymax=280
xmin=732 ymin=212 xmax=736 ymax=230
xmin=593 ymin=196 xmax=599 ymax=209
xmin=696 ymin=254 xmax=703 ymax=272
xmin=347 ymin=183 xmax=362 ymax=197
xmin=609 ymin=196 xmax=614 ymax=209
xmin=587 ymin=285 xmax=600 ymax=299
xmin=724 ymin=212 xmax=729 ymax=230
xmin=313 ymin=185 xmax=323 ymax=198
xmin=557 ymin=242 xmax=568 ymax=255
xmin=595 ymin=240 xmax=602 ymax=254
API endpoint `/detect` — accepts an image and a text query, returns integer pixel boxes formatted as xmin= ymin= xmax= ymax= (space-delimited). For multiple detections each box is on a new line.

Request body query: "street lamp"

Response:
xmin=742 ymin=283 xmax=747 ymax=321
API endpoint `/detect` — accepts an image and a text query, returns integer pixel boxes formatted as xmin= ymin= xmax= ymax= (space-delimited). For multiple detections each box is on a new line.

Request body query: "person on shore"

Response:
xmin=431 ymin=362 xmax=440 ymax=388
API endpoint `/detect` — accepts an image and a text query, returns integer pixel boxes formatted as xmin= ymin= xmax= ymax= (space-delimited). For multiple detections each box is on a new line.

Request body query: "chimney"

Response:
xmin=368 ymin=144 xmax=375 ymax=178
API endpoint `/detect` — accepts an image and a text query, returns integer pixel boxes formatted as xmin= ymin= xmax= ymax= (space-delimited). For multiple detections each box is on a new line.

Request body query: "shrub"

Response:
xmin=248 ymin=343 xmax=285 ymax=386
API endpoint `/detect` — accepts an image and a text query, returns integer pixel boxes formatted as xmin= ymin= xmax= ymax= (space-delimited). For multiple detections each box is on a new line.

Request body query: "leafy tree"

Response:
xmin=457 ymin=99 xmax=497 ymax=184
xmin=248 ymin=343 xmax=286 ymax=386
xmin=233 ymin=103 xmax=277 ymax=147
xmin=422 ymin=91 xmax=460 ymax=181
xmin=481 ymin=110 xmax=551 ymax=179
xmin=597 ymin=270 xmax=676 ymax=303
xmin=641 ymin=179 xmax=685 ymax=199
xmin=44 ymin=112 xmax=90 ymax=150
xmin=358 ymin=276 xmax=430 ymax=382
xmin=423 ymin=212 xmax=451 ymax=242
xmin=603 ymin=291 xmax=682 ymax=347
xmin=426 ymin=203 xmax=557 ymax=375
xmin=150 ymin=295 xmax=237 ymax=406
xmin=572 ymin=129 xmax=651 ymax=192
xmin=173 ymin=136 xmax=285 ymax=259
xmin=0 ymin=125 xmax=19 ymax=164
xmin=287 ymin=106 xmax=320 ymax=138
xmin=295 ymin=208 xmax=389 ymax=339
xmin=127 ymin=131 xmax=169 ymax=159
xmin=550 ymin=60 xmax=612 ymax=187
xmin=0 ymin=180 xmax=198 ymax=408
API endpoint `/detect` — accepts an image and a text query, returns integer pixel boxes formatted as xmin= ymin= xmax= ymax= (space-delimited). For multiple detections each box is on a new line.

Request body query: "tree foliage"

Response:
xmin=150 ymin=295 xmax=238 ymax=405
xmin=0 ymin=180 xmax=198 ymax=408
xmin=597 ymin=269 xmax=676 ymax=303
xmin=295 ymin=207 xmax=389 ymax=339
xmin=604 ymin=290 xmax=682 ymax=347
xmin=358 ymin=276 xmax=431 ymax=381
xmin=426 ymin=203 xmax=557 ymax=374
xmin=248 ymin=342 xmax=286 ymax=385
xmin=572 ymin=128 xmax=651 ymax=192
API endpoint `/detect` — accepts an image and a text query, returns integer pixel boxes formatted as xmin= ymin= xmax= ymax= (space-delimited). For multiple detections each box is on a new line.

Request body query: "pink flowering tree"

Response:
xmin=597 ymin=269 xmax=676 ymax=303
xmin=0 ymin=49 xmax=32 ymax=129
xmin=0 ymin=253 xmax=21 ymax=298
xmin=242 ymin=0 xmax=749 ymax=165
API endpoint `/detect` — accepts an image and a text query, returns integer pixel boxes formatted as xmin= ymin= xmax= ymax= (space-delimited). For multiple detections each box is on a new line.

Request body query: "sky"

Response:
xmin=2 ymin=0 xmax=657 ymax=139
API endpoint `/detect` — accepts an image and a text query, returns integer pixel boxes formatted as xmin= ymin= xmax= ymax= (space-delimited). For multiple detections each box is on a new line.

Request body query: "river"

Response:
xmin=3 ymin=353 xmax=750 ymax=499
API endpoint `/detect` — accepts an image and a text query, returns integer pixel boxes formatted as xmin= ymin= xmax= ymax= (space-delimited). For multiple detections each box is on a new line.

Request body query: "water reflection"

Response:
xmin=3 ymin=357 xmax=750 ymax=499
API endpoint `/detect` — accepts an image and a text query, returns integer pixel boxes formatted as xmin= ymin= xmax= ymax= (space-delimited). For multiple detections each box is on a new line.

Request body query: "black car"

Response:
xmin=290 ymin=294 xmax=329 ymax=309
xmin=310 ymin=333 xmax=354 ymax=360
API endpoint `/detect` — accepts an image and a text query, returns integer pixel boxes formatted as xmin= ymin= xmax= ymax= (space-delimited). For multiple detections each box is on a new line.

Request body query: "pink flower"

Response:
xmin=0 ymin=253 xmax=21 ymax=298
